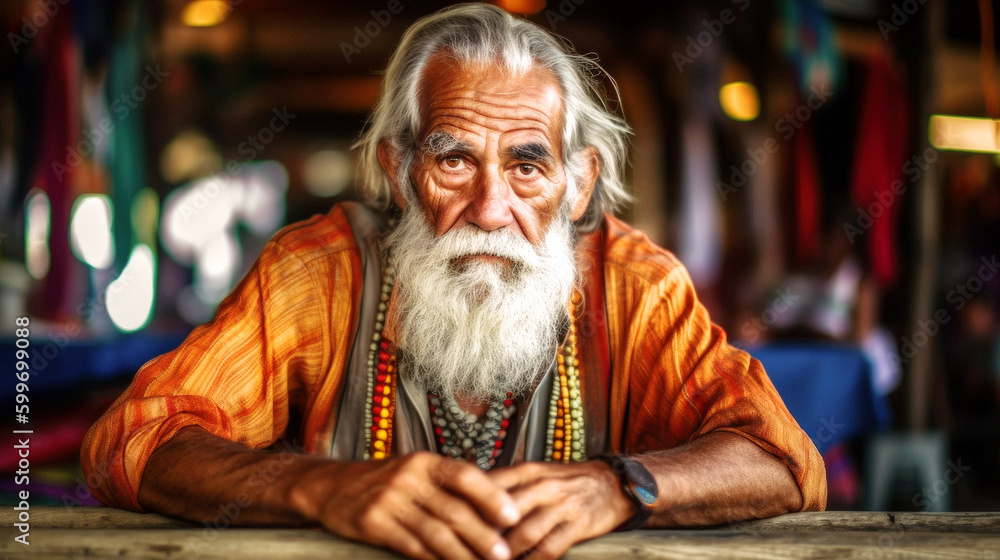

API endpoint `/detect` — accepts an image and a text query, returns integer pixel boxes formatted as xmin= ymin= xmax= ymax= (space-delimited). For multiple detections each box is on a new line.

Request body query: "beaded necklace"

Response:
xmin=363 ymin=264 xmax=396 ymax=460
xmin=545 ymin=288 xmax=586 ymax=462
xmin=363 ymin=263 xmax=586 ymax=465
xmin=428 ymin=392 xmax=515 ymax=469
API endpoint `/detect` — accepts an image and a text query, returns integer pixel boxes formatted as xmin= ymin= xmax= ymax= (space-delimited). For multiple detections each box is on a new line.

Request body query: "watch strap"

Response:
xmin=596 ymin=454 xmax=657 ymax=531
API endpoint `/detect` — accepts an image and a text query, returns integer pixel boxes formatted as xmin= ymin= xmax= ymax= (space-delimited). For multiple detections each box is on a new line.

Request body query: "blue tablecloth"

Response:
xmin=747 ymin=343 xmax=893 ymax=454
xmin=0 ymin=332 xmax=186 ymax=400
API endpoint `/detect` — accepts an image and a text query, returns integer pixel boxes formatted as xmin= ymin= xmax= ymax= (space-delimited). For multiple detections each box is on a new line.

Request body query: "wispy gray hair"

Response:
xmin=354 ymin=2 xmax=632 ymax=232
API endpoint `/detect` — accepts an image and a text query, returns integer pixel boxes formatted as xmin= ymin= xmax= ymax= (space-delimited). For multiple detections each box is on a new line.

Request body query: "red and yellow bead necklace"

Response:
xmin=363 ymin=265 xmax=585 ymax=464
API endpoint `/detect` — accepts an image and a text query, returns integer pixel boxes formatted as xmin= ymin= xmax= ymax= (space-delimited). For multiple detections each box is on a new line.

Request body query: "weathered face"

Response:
xmin=379 ymin=56 xmax=594 ymax=400
xmin=380 ymin=55 xmax=596 ymax=255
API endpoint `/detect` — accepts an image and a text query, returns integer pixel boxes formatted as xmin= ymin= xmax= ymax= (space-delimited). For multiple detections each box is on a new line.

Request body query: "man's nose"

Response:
xmin=464 ymin=167 xmax=514 ymax=232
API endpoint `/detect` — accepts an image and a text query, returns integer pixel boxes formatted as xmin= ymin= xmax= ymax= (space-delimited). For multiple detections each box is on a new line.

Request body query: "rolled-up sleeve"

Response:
xmin=81 ymin=211 xmax=359 ymax=511
xmin=603 ymin=220 xmax=827 ymax=511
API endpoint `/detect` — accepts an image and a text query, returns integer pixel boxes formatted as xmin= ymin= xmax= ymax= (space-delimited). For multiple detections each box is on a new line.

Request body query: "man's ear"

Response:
xmin=377 ymin=140 xmax=407 ymax=210
xmin=569 ymin=147 xmax=599 ymax=221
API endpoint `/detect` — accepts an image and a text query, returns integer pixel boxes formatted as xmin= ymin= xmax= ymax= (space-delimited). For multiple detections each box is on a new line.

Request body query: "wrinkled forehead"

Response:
xmin=415 ymin=52 xmax=565 ymax=148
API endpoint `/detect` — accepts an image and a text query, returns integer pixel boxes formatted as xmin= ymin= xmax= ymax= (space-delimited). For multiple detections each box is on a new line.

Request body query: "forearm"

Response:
xmin=637 ymin=431 xmax=803 ymax=527
xmin=137 ymin=425 xmax=334 ymax=526
xmin=138 ymin=425 xmax=521 ymax=560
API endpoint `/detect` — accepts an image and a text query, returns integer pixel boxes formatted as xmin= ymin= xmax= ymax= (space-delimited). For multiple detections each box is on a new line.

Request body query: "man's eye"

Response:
xmin=518 ymin=164 xmax=537 ymax=176
xmin=443 ymin=156 xmax=463 ymax=169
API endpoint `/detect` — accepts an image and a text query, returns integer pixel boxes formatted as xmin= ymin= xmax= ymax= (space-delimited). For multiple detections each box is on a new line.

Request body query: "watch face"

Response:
xmin=623 ymin=460 xmax=658 ymax=508
xmin=633 ymin=484 xmax=657 ymax=506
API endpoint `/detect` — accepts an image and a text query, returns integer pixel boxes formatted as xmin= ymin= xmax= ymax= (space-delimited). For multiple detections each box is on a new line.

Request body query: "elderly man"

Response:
xmin=83 ymin=4 xmax=825 ymax=560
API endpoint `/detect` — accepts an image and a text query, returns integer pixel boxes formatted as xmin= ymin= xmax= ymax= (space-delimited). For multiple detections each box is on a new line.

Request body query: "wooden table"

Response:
xmin=1 ymin=507 xmax=998 ymax=558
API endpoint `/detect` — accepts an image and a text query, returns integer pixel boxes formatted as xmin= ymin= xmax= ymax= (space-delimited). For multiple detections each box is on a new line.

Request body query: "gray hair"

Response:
xmin=354 ymin=2 xmax=632 ymax=232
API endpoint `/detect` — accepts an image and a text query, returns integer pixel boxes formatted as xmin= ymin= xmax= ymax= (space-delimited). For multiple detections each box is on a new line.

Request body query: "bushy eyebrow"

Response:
xmin=508 ymin=142 xmax=554 ymax=165
xmin=421 ymin=131 xmax=472 ymax=156
xmin=421 ymin=133 xmax=554 ymax=167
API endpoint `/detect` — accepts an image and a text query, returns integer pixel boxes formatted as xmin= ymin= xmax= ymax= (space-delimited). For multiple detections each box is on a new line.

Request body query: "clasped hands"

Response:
xmin=293 ymin=452 xmax=637 ymax=560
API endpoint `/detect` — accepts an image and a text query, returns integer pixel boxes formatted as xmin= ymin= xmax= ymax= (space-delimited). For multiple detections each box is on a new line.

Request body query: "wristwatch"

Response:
xmin=596 ymin=454 xmax=658 ymax=531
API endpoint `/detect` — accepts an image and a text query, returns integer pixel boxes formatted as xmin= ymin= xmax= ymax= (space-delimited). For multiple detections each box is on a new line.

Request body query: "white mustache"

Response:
xmin=435 ymin=226 xmax=542 ymax=271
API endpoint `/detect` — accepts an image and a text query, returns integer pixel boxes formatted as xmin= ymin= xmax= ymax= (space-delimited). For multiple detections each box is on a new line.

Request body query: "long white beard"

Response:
xmin=383 ymin=206 xmax=578 ymax=402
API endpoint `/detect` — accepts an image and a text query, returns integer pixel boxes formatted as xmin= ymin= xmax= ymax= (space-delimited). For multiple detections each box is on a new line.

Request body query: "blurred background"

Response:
xmin=1 ymin=0 xmax=998 ymax=513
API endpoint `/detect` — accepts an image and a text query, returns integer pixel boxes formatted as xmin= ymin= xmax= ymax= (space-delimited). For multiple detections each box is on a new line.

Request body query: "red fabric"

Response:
xmin=0 ymin=396 xmax=115 ymax=471
xmin=795 ymin=123 xmax=821 ymax=263
xmin=850 ymin=52 xmax=910 ymax=287
xmin=32 ymin=6 xmax=82 ymax=320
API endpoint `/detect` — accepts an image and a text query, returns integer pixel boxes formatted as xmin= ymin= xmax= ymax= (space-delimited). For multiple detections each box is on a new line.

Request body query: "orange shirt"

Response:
xmin=81 ymin=204 xmax=826 ymax=512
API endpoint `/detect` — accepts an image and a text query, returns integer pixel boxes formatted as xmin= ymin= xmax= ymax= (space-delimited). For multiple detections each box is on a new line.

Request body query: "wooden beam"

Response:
xmin=6 ymin=507 xmax=1000 ymax=532
xmin=2 ymin=525 xmax=999 ymax=559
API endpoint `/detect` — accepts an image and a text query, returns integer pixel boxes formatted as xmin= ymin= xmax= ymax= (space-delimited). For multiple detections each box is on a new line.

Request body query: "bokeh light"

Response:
xmin=24 ymin=191 xmax=51 ymax=280
xmin=719 ymin=81 xmax=761 ymax=122
xmin=69 ymin=194 xmax=115 ymax=270
xmin=930 ymin=115 xmax=1000 ymax=154
xmin=181 ymin=0 xmax=231 ymax=27
xmin=302 ymin=148 xmax=352 ymax=197
xmin=106 ymin=244 xmax=156 ymax=332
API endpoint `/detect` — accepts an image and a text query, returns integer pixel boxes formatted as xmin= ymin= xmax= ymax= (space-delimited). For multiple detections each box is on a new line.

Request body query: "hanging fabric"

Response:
xmin=106 ymin=0 xmax=151 ymax=273
xmin=32 ymin=4 xmax=84 ymax=320
xmin=794 ymin=122 xmax=822 ymax=264
xmin=849 ymin=51 xmax=909 ymax=288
